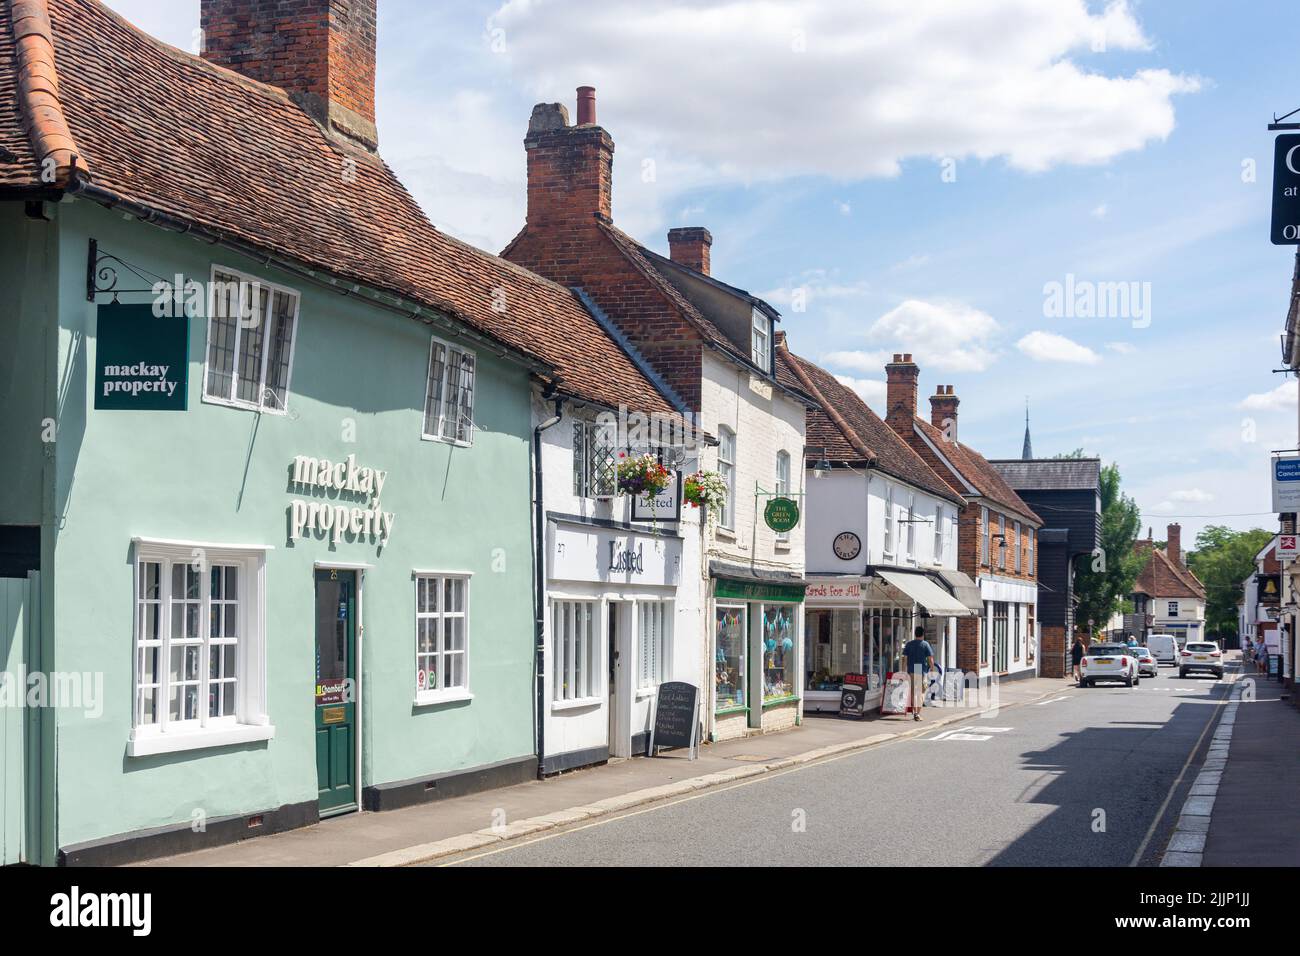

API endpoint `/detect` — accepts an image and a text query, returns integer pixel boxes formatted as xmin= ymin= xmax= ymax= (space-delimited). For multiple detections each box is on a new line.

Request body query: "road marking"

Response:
xmin=926 ymin=726 xmax=1012 ymax=741
xmin=1033 ymin=696 xmax=1070 ymax=705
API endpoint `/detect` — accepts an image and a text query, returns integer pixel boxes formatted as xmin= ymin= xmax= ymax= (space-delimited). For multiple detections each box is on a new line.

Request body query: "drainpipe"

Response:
xmin=533 ymin=391 xmax=565 ymax=778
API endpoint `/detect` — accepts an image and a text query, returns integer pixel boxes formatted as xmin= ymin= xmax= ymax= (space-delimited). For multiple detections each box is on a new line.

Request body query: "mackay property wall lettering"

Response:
xmin=288 ymin=453 xmax=395 ymax=546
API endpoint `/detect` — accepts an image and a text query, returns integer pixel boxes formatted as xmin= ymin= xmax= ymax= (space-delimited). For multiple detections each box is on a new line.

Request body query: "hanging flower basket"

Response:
xmin=616 ymin=452 xmax=672 ymax=498
xmin=683 ymin=470 xmax=727 ymax=513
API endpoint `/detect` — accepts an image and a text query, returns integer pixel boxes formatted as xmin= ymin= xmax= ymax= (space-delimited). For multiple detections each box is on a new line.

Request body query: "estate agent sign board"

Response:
xmin=94 ymin=303 xmax=188 ymax=410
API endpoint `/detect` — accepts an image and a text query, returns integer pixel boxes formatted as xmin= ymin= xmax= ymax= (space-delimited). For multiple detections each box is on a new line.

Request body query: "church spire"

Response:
xmin=1021 ymin=400 xmax=1033 ymax=459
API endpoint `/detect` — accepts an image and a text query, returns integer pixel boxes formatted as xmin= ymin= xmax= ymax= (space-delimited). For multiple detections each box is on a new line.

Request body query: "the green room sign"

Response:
xmin=764 ymin=496 xmax=800 ymax=533
xmin=93 ymin=303 xmax=189 ymax=410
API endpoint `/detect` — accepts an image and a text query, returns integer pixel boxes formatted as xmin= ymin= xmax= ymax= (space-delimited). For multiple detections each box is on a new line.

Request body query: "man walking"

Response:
xmin=1070 ymin=636 xmax=1086 ymax=684
xmin=902 ymin=626 xmax=935 ymax=721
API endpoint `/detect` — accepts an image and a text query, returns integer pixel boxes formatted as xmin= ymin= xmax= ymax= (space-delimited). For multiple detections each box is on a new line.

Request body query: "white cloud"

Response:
xmin=835 ymin=200 xmax=852 ymax=216
xmin=1238 ymin=380 xmax=1297 ymax=412
xmin=825 ymin=299 xmax=1002 ymax=373
xmin=1170 ymin=488 xmax=1214 ymax=503
xmin=491 ymin=0 xmax=1198 ymax=182
xmin=1106 ymin=341 xmax=1136 ymax=354
xmin=1091 ymin=203 xmax=1109 ymax=219
xmin=1017 ymin=330 xmax=1101 ymax=364
xmin=832 ymin=375 xmax=887 ymax=414
xmin=760 ymin=270 xmax=871 ymax=308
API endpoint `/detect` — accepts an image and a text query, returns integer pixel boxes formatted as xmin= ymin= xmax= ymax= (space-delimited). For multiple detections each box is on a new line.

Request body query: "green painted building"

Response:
xmin=0 ymin=0 xmax=616 ymax=864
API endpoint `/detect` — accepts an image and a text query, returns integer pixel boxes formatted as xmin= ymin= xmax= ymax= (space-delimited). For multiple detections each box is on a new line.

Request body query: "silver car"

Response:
xmin=1134 ymin=646 xmax=1158 ymax=678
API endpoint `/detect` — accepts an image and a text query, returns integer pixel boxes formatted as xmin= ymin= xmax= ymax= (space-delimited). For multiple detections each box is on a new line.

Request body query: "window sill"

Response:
xmin=201 ymin=393 xmax=287 ymax=417
xmin=127 ymin=723 xmax=275 ymax=758
xmin=715 ymin=526 xmax=737 ymax=540
xmin=419 ymin=433 xmax=473 ymax=449
xmin=414 ymin=688 xmax=473 ymax=707
xmin=635 ymin=687 xmax=657 ymax=700
xmin=551 ymin=696 xmax=602 ymax=713
xmin=762 ymin=695 xmax=800 ymax=709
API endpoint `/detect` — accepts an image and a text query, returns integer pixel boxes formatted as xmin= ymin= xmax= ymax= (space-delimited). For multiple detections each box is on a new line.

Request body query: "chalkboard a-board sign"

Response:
xmin=839 ymin=672 xmax=868 ymax=719
xmin=647 ymin=681 xmax=699 ymax=759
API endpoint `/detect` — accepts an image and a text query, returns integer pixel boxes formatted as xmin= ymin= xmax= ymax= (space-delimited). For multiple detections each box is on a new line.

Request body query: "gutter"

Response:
xmin=64 ymin=178 xmax=556 ymax=377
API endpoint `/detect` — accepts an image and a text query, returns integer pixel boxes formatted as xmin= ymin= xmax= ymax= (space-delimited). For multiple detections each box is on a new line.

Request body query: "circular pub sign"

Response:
xmin=764 ymin=496 xmax=800 ymax=533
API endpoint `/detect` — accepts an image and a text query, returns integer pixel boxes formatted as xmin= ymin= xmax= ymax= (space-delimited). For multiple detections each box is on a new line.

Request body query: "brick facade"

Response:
xmin=200 ymin=0 xmax=378 ymax=150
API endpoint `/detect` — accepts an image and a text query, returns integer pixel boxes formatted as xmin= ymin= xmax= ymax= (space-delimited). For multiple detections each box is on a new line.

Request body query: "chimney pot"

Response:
xmin=576 ymin=86 xmax=597 ymax=125
xmin=1167 ymin=523 xmax=1182 ymax=566
xmin=929 ymin=383 xmax=960 ymax=436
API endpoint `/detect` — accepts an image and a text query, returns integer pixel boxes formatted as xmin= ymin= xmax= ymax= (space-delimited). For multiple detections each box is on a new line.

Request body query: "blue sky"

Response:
xmin=104 ymin=0 xmax=1297 ymax=546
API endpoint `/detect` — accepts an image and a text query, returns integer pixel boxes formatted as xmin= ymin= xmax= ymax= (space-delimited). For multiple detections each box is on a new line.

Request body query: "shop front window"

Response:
xmin=865 ymin=607 xmax=909 ymax=680
xmin=715 ymin=605 xmax=747 ymax=711
xmin=762 ymin=605 xmax=796 ymax=702
xmin=805 ymin=608 xmax=860 ymax=691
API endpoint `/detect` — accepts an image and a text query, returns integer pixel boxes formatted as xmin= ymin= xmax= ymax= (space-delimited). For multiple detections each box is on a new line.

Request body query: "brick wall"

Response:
xmin=1041 ymin=624 xmax=1067 ymax=678
xmin=201 ymin=0 xmax=378 ymax=149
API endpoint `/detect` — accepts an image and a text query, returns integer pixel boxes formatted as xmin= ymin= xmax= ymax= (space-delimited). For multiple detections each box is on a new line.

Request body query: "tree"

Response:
xmin=1186 ymin=525 xmax=1274 ymax=641
xmin=1074 ymin=463 xmax=1144 ymax=632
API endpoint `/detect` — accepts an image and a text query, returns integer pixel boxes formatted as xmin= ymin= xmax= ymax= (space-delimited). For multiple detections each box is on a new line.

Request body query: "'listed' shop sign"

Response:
xmin=94 ymin=303 xmax=188 ymax=410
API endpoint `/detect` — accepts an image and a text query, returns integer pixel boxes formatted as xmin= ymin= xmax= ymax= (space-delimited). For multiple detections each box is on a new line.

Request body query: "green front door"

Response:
xmin=315 ymin=569 xmax=357 ymax=816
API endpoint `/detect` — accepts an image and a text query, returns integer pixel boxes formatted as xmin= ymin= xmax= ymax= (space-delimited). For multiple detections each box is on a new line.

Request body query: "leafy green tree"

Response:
xmin=1186 ymin=525 xmax=1274 ymax=641
xmin=1074 ymin=463 xmax=1144 ymax=632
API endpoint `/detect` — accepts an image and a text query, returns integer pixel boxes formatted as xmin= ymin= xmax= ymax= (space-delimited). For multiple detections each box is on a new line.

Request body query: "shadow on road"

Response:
xmin=984 ymin=684 xmax=1227 ymax=867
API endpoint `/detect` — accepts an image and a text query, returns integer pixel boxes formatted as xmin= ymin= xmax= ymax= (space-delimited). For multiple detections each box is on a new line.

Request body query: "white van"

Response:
xmin=1147 ymin=634 xmax=1179 ymax=666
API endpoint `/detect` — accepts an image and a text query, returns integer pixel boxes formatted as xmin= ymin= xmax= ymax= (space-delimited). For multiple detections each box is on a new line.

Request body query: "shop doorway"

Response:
xmin=315 ymin=569 xmax=357 ymax=817
xmin=607 ymin=601 xmax=632 ymax=757
xmin=992 ymin=601 xmax=1009 ymax=673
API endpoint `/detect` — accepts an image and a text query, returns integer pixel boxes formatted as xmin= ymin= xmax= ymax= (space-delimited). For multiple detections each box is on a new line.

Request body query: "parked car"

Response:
xmin=1147 ymin=634 xmax=1179 ymax=666
xmin=1179 ymin=641 xmax=1224 ymax=680
xmin=1080 ymin=643 xmax=1140 ymax=688
xmin=1134 ymin=647 xmax=1158 ymax=677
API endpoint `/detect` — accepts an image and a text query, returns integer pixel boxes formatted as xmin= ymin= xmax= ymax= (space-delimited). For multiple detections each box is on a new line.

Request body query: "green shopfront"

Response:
xmin=710 ymin=576 xmax=806 ymax=742
xmin=0 ymin=198 xmax=540 ymax=864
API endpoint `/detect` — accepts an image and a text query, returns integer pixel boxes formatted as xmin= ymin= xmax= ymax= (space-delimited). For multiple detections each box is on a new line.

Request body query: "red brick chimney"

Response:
xmin=929 ymin=384 xmax=959 ymax=438
xmin=524 ymin=87 xmax=615 ymax=228
xmin=884 ymin=353 xmax=920 ymax=432
xmin=1167 ymin=523 xmax=1182 ymax=566
xmin=200 ymin=0 xmax=378 ymax=151
xmin=667 ymin=227 xmax=712 ymax=275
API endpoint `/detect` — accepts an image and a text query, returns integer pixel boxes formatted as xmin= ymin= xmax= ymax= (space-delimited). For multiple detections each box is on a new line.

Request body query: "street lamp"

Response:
xmin=812 ymin=447 xmax=832 ymax=479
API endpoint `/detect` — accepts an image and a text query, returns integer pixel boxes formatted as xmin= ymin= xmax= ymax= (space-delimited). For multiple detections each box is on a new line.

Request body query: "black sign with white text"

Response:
xmin=1271 ymin=134 xmax=1300 ymax=244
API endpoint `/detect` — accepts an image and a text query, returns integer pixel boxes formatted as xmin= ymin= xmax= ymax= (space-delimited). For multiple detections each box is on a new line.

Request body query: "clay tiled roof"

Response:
xmin=780 ymin=345 xmax=965 ymax=507
xmin=598 ymin=224 xmax=815 ymax=404
xmin=1134 ymin=543 xmax=1206 ymax=600
xmin=1 ymin=0 xmax=680 ymax=417
xmin=913 ymin=419 xmax=1041 ymax=526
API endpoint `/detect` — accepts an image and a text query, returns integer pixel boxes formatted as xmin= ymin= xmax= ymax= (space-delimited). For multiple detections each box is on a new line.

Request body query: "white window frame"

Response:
xmin=422 ymin=334 xmax=477 ymax=447
xmin=1028 ymin=528 xmax=1034 ymax=575
xmin=775 ymin=450 xmax=791 ymax=544
xmin=718 ymin=426 xmax=737 ymax=530
xmin=201 ymin=265 xmax=300 ymax=414
xmin=128 ymin=538 xmax=273 ymax=758
xmin=883 ymin=485 xmax=895 ymax=559
xmin=1013 ymin=521 xmax=1021 ymax=573
xmin=751 ymin=308 xmax=770 ymax=372
xmin=980 ymin=506 xmax=989 ymax=566
xmin=551 ymin=596 xmax=602 ymax=707
xmin=413 ymin=572 xmax=473 ymax=706
xmin=934 ymin=504 xmax=945 ymax=565
xmin=636 ymin=599 xmax=673 ymax=690
xmin=573 ymin=418 xmax=616 ymax=499
xmin=1168 ymin=601 xmax=1179 ymax=618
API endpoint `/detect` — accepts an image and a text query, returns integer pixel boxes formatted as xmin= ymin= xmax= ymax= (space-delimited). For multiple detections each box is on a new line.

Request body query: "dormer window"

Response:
xmin=751 ymin=309 xmax=770 ymax=372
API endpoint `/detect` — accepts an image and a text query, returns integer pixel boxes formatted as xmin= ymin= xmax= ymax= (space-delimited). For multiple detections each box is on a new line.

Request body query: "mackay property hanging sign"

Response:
xmin=93 ymin=303 xmax=189 ymax=410
xmin=1272 ymin=134 xmax=1300 ymax=244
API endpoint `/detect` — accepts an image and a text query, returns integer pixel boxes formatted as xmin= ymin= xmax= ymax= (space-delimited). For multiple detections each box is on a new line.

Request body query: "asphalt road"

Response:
xmin=441 ymin=665 xmax=1236 ymax=867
